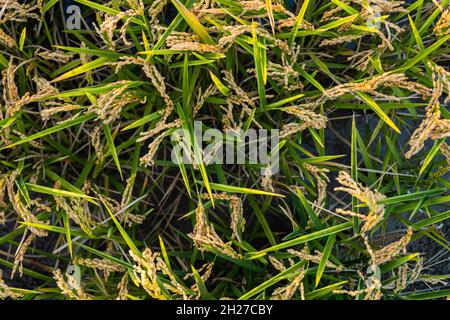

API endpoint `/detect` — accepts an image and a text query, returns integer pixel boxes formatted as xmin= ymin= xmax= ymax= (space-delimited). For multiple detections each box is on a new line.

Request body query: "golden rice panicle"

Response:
xmin=115 ymin=173 xmax=145 ymax=226
xmin=94 ymin=1 xmax=144 ymax=48
xmin=440 ymin=143 xmax=450 ymax=168
xmin=0 ymin=29 xmax=15 ymax=48
xmin=35 ymin=49 xmax=73 ymax=63
xmin=53 ymin=269 xmax=90 ymax=300
xmin=304 ymin=163 xmax=330 ymax=215
xmin=129 ymin=248 xmax=165 ymax=299
xmin=320 ymin=34 xmax=364 ymax=47
xmin=1 ymin=59 xmax=20 ymax=116
xmin=5 ymin=172 xmax=48 ymax=237
xmin=89 ymin=126 xmax=105 ymax=164
xmin=148 ymin=0 xmax=167 ymax=23
xmin=218 ymin=25 xmax=253 ymax=51
xmin=0 ymin=270 xmax=23 ymax=299
xmin=139 ymin=132 xmax=167 ymax=167
xmin=334 ymin=171 xmax=386 ymax=233
xmin=188 ymin=202 xmax=242 ymax=259
xmin=12 ymin=233 xmax=36 ymax=278
xmin=119 ymin=174 xmax=134 ymax=208
xmin=0 ymin=211 xmax=5 ymax=225
xmin=280 ymin=108 xmax=327 ymax=138
xmin=229 ymin=195 xmax=245 ymax=241
xmin=269 ymin=256 xmax=286 ymax=272
xmin=32 ymin=77 xmax=59 ymax=97
xmin=406 ymin=63 xmax=450 ymax=159
xmin=288 ymin=247 xmax=341 ymax=270
xmin=200 ymin=193 xmax=246 ymax=241
xmin=0 ymin=0 xmax=40 ymax=24
xmin=370 ymin=228 xmax=413 ymax=265
xmin=222 ymin=70 xmax=256 ymax=109
xmin=167 ymin=32 xmax=220 ymax=53
xmin=88 ymin=82 xmax=140 ymax=125
xmin=0 ymin=175 xmax=7 ymax=208
xmin=192 ymin=201 xmax=207 ymax=237
xmin=53 ymin=181 xmax=97 ymax=236
xmin=394 ymin=264 xmax=409 ymax=293
xmin=266 ymin=61 xmax=303 ymax=92
xmin=142 ymin=63 xmax=174 ymax=120
xmin=261 ymin=165 xmax=275 ymax=192
xmin=189 ymin=225 xmax=243 ymax=259
xmin=40 ymin=104 xmax=82 ymax=121
xmin=156 ymin=258 xmax=191 ymax=300
xmin=137 ymin=119 xmax=181 ymax=143
xmin=116 ymin=273 xmax=129 ymax=300
xmin=429 ymin=62 xmax=450 ymax=104
xmin=193 ymin=84 xmax=216 ymax=116
xmin=73 ymin=257 xmax=126 ymax=274
xmin=116 ymin=211 xmax=146 ymax=227
xmin=2 ymin=67 xmax=59 ymax=118
xmin=434 ymin=8 xmax=450 ymax=36
xmin=335 ymin=270 xmax=383 ymax=300
xmin=278 ymin=16 xmax=314 ymax=30
xmin=271 ymin=269 xmax=306 ymax=300
xmin=405 ymin=103 xmax=442 ymax=159
xmin=12 ymin=129 xmax=43 ymax=149
xmin=312 ymin=72 xmax=431 ymax=108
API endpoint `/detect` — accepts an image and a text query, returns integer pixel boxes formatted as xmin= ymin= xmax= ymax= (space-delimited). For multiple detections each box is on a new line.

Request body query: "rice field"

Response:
xmin=0 ymin=0 xmax=449 ymax=300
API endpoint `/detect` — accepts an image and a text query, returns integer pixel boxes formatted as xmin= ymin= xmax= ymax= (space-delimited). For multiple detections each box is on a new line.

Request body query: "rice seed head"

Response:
xmin=12 ymin=232 xmax=36 ymax=278
xmin=73 ymin=257 xmax=126 ymax=273
xmin=189 ymin=201 xmax=242 ymax=259
xmin=280 ymin=108 xmax=327 ymax=138
xmin=406 ymin=63 xmax=450 ymax=158
xmin=269 ymin=256 xmax=286 ymax=272
xmin=0 ymin=28 xmax=15 ymax=48
xmin=394 ymin=264 xmax=409 ymax=293
xmin=130 ymin=247 xmax=190 ymax=299
xmin=94 ymin=2 xmax=144 ymax=48
xmin=129 ymin=248 xmax=165 ymax=299
xmin=2 ymin=59 xmax=20 ymax=115
xmin=167 ymin=32 xmax=220 ymax=53
xmin=53 ymin=269 xmax=90 ymax=300
xmin=89 ymin=126 xmax=105 ymax=164
xmin=200 ymin=193 xmax=246 ymax=241
xmin=148 ymin=0 xmax=167 ymax=24
xmin=89 ymin=82 xmax=139 ymax=125
xmin=371 ymin=228 xmax=413 ymax=265
xmin=440 ymin=143 xmax=450 ymax=168
xmin=304 ymin=163 xmax=330 ymax=215
xmin=139 ymin=132 xmax=167 ymax=167
xmin=0 ymin=0 xmax=40 ymax=24
xmin=40 ymin=103 xmax=82 ymax=121
xmin=0 ymin=270 xmax=23 ymax=299
xmin=334 ymin=171 xmax=386 ymax=233
xmin=288 ymin=248 xmax=341 ymax=270
xmin=116 ymin=273 xmax=129 ymax=300
xmin=6 ymin=172 xmax=48 ymax=237
xmin=320 ymin=35 xmax=364 ymax=47
xmin=35 ymin=49 xmax=73 ymax=63
xmin=271 ymin=267 xmax=305 ymax=300
xmin=434 ymin=9 xmax=450 ymax=36
xmin=54 ymin=181 xmax=97 ymax=236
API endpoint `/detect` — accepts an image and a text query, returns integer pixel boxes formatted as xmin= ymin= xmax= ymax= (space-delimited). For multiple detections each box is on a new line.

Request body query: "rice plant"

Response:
xmin=0 ymin=0 xmax=449 ymax=300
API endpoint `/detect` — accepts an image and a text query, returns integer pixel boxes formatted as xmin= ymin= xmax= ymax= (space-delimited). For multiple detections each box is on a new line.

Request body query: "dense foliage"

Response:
xmin=0 ymin=0 xmax=449 ymax=300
